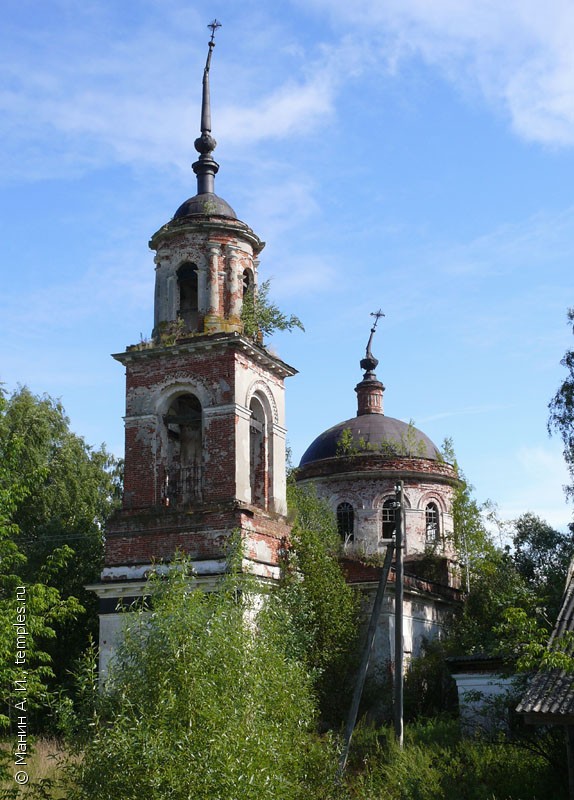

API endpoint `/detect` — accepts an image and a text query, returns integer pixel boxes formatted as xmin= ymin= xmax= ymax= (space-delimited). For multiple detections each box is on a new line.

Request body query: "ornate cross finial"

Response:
xmin=361 ymin=309 xmax=384 ymax=376
xmin=370 ymin=309 xmax=385 ymax=333
xmin=208 ymin=19 xmax=222 ymax=44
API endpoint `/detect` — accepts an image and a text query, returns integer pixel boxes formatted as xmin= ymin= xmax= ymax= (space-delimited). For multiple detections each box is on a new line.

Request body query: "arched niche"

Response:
xmin=163 ymin=393 xmax=202 ymax=505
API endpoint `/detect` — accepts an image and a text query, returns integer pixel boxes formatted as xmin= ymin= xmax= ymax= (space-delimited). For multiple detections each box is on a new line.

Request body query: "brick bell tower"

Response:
xmin=92 ymin=23 xmax=296 ymax=672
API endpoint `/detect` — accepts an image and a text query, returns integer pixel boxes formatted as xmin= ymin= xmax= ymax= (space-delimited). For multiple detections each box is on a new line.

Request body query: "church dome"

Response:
xmin=299 ymin=314 xmax=441 ymax=468
xmin=174 ymin=192 xmax=236 ymax=220
xmin=299 ymin=414 xmax=440 ymax=467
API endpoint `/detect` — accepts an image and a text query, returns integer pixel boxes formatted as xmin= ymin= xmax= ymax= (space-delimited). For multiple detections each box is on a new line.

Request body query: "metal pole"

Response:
xmin=338 ymin=541 xmax=395 ymax=775
xmin=394 ymin=480 xmax=404 ymax=748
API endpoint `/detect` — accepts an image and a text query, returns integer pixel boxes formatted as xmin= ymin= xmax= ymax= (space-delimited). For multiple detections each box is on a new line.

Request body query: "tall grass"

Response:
xmin=1 ymin=738 xmax=68 ymax=799
xmin=344 ymin=718 xmax=568 ymax=800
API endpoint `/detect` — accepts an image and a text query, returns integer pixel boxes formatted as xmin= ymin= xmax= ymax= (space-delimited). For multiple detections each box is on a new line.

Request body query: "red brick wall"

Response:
xmin=105 ymin=505 xmax=290 ymax=568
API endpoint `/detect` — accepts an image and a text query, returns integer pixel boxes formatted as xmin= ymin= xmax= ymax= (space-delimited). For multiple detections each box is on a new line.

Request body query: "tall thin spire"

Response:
xmin=193 ymin=20 xmax=222 ymax=195
xmin=356 ymin=310 xmax=386 ymax=416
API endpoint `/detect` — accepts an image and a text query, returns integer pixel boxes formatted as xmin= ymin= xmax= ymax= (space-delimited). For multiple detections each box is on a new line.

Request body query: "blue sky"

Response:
xmin=2 ymin=0 xmax=574 ymax=531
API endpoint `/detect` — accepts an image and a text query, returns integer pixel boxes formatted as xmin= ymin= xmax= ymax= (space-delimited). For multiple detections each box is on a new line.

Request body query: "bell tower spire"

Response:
xmin=193 ymin=20 xmax=221 ymax=195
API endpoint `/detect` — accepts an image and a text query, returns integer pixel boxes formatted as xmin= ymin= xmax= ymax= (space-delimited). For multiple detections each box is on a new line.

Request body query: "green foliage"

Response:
xmin=281 ymin=481 xmax=360 ymax=726
xmin=485 ymin=514 xmax=574 ymax=669
xmin=345 ymin=718 xmax=567 ymax=799
xmin=0 ymin=560 xmax=82 ymax=731
xmin=443 ymin=447 xmax=573 ymax=671
xmin=0 ymin=390 xmax=82 ymax=727
xmin=241 ymin=279 xmax=304 ymax=341
xmin=336 ymin=427 xmax=355 ymax=456
xmin=446 ymin=546 xmax=531 ymax=658
xmin=155 ymin=318 xmax=187 ymax=346
xmin=549 ymin=307 xmax=574 ymax=500
xmin=0 ymin=387 xmax=121 ymax=728
xmin=511 ymin=512 xmax=574 ymax=623
xmin=403 ymin=639 xmax=459 ymax=721
xmin=493 ymin=607 xmax=574 ymax=672
xmin=64 ymin=551 xmax=337 ymax=800
xmin=449 ymin=468 xmax=493 ymax=589
xmin=335 ymin=421 xmax=428 ymax=458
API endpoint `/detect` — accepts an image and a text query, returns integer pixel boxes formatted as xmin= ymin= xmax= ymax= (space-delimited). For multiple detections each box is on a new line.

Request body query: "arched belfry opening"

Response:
xmin=177 ymin=262 xmax=199 ymax=332
xmin=243 ymin=268 xmax=253 ymax=297
xmin=164 ymin=394 xmax=202 ymax=505
xmin=249 ymin=396 xmax=268 ymax=508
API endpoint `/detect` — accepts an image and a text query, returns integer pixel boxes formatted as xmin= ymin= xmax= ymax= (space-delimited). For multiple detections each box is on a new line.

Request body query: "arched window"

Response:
xmin=382 ymin=497 xmax=396 ymax=540
xmin=249 ymin=396 xmax=267 ymax=507
xmin=164 ymin=394 xmax=202 ymax=505
xmin=337 ymin=502 xmax=354 ymax=543
xmin=425 ymin=502 xmax=440 ymax=542
xmin=177 ymin=262 xmax=199 ymax=331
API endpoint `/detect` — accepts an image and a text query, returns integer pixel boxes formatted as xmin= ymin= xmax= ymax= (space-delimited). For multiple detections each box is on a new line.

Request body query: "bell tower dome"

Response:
xmin=92 ymin=22 xmax=296 ymax=676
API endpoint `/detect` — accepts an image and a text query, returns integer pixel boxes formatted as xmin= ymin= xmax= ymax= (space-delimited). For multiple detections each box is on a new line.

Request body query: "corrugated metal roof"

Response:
xmin=517 ymin=560 xmax=574 ymax=723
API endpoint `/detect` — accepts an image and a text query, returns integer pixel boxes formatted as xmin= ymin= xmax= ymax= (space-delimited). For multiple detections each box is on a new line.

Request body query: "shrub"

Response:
xmin=63 ymin=553 xmax=338 ymax=800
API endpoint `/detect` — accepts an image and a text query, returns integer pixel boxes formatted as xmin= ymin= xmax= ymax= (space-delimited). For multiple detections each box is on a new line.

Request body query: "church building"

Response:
xmin=91 ymin=25 xmax=462 ymax=677
xmin=297 ymin=319 xmax=462 ymax=668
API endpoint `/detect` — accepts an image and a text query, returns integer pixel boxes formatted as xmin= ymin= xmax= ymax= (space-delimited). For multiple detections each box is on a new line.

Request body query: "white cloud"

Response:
xmin=0 ymin=6 xmax=347 ymax=183
xmin=494 ymin=444 xmax=572 ymax=530
xmin=3 ymin=0 xmax=574 ymax=188
xmin=301 ymin=0 xmax=574 ymax=146
xmin=218 ymin=72 xmax=336 ymax=144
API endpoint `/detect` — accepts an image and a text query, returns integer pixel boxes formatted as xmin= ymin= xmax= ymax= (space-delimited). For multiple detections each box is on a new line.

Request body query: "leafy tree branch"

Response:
xmin=241 ymin=279 xmax=304 ymax=341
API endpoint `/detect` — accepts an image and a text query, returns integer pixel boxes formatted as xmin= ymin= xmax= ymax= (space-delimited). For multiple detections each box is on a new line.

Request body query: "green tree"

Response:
xmin=64 ymin=552 xmax=337 ymax=800
xmin=0 ymin=387 xmax=121 ymax=703
xmin=241 ymin=279 xmax=304 ymax=341
xmin=280 ymin=480 xmax=360 ymax=726
xmin=430 ymin=442 xmax=535 ymax=660
xmin=549 ymin=307 xmax=574 ymax=499
xmin=0 ymin=390 xmax=82 ymax=733
xmin=511 ymin=512 xmax=574 ymax=624
xmin=440 ymin=438 xmax=498 ymax=595
xmin=445 ymin=506 xmax=574 ymax=667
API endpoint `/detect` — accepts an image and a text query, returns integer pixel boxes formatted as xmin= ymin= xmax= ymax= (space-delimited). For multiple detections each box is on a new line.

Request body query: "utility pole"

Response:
xmin=338 ymin=540 xmax=395 ymax=775
xmin=337 ymin=476 xmax=405 ymax=775
xmin=394 ymin=479 xmax=404 ymax=748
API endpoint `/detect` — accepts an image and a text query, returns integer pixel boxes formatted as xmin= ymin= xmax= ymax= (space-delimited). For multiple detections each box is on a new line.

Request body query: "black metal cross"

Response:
xmin=208 ymin=19 xmax=222 ymax=43
xmin=370 ymin=309 xmax=385 ymax=331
